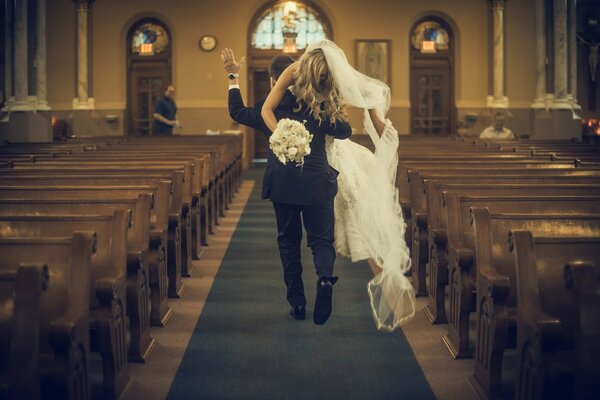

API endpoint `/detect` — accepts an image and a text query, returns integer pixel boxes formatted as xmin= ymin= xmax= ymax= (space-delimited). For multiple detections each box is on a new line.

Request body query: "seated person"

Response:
xmin=479 ymin=112 xmax=515 ymax=139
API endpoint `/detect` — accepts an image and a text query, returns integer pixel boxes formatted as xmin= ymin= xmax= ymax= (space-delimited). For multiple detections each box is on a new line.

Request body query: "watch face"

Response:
xmin=200 ymin=35 xmax=217 ymax=51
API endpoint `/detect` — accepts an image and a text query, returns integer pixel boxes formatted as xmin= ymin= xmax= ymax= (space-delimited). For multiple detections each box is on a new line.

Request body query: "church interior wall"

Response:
xmin=43 ymin=0 xmax=538 ymax=137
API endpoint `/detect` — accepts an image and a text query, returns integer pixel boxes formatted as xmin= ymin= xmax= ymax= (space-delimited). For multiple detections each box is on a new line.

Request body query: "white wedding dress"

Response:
xmin=307 ymin=39 xmax=416 ymax=331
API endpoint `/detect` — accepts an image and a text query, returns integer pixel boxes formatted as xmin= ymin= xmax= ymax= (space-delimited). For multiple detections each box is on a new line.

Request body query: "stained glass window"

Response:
xmin=252 ymin=1 xmax=327 ymax=51
xmin=131 ymin=23 xmax=170 ymax=55
xmin=411 ymin=21 xmax=450 ymax=53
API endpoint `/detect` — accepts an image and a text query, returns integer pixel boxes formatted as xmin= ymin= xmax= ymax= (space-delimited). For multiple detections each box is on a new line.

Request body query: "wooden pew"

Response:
xmin=0 ymin=232 xmax=95 ymax=400
xmin=468 ymin=210 xmax=600 ymax=399
xmin=0 ymin=211 xmax=133 ymax=399
xmin=0 ymin=183 xmax=181 ymax=302
xmin=412 ymin=170 xmax=600 ymax=305
xmin=0 ymin=263 xmax=48 ymax=400
xmin=511 ymin=232 xmax=600 ymax=400
xmin=426 ymin=193 xmax=600 ymax=326
xmin=429 ymin=186 xmax=600 ymax=358
xmin=0 ymin=171 xmax=194 ymax=278
xmin=0 ymin=194 xmax=163 ymax=356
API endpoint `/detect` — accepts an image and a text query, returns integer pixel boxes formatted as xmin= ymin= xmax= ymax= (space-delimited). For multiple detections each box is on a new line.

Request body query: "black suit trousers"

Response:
xmin=272 ymin=201 xmax=336 ymax=307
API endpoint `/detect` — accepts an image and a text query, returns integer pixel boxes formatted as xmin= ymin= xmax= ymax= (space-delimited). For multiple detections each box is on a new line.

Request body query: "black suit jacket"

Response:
xmin=228 ymin=88 xmax=352 ymax=206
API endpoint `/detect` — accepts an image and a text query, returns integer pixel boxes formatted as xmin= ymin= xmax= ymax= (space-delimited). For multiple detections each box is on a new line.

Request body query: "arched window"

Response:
xmin=130 ymin=22 xmax=170 ymax=56
xmin=411 ymin=20 xmax=450 ymax=54
xmin=251 ymin=1 xmax=329 ymax=52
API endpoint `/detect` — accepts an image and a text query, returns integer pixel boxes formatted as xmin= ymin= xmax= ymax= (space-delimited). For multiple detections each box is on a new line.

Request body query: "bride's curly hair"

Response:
xmin=293 ymin=48 xmax=348 ymax=125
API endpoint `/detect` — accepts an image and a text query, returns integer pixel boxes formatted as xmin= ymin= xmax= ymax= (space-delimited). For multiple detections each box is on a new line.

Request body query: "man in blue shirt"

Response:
xmin=152 ymin=85 xmax=181 ymax=135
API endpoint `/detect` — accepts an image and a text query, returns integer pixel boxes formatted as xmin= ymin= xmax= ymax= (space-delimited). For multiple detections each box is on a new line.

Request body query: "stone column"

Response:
xmin=3 ymin=0 xmax=14 ymax=110
xmin=488 ymin=0 xmax=509 ymax=109
xmin=532 ymin=0 xmax=547 ymax=108
xmin=36 ymin=0 xmax=49 ymax=110
xmin=567 ymin=0 xmax=579 ymax=106
xmin=553 ymin=0 xmax=570 ymax=109
xmin=14 ymin=0 xmax=28 ymax=107
xmin=72 ymin=0 xmax=94 ymax=109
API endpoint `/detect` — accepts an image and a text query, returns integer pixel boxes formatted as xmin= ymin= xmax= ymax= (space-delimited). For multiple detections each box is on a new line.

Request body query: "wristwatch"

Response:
xmin=227 ymin=73 xmax=239 ymax=80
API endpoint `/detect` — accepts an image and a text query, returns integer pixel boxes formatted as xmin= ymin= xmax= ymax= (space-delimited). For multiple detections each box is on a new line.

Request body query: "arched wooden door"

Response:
xmin=126 ymin=19 xmax=172 ymax=136
xmin=409 ymin=18 xmax=455 ymax=135
xmin=247 ymin=1 xmax=332 ymax=160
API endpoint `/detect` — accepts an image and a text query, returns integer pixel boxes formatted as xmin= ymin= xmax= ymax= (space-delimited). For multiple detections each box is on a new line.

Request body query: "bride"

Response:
xmin=261 ymin=39 xmax=415 ymax=331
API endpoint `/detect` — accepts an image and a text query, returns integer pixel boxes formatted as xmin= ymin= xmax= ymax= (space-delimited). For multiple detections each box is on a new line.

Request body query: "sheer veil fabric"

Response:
xmin=304 ymin=39 xmax=416 ymax=331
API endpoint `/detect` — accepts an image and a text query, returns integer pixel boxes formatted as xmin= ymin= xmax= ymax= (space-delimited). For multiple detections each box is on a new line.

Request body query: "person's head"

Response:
xmin=293 ymin=48 xmax=347 ymax=124
xmin=268 ymin=55 xmax=295 ymax=88
xmin=493 ymin=112 xmax=506 ymax=131
xmin=165 ymin=85 xmax=176 ymax=98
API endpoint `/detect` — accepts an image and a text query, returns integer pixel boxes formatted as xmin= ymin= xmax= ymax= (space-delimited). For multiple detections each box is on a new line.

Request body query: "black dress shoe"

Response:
xmin=290 ymin=305 xmax=306 ymax=320
xmin=314 ymin=276 xmax=338 ymax=325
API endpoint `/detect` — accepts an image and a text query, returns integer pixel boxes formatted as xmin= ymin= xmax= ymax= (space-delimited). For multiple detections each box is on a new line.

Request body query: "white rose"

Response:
xmin=287 ymin=147 xmax=298 ymax=156
xmin=305 ymin=146 xmax=311 ymax=155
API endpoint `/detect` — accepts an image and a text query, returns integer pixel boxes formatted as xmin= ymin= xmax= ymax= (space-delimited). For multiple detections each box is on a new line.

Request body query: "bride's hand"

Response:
xmin=261 ymin=62 xmax=299 ymax=132
xmin=368 ymin=109 xmax=386 ymax=137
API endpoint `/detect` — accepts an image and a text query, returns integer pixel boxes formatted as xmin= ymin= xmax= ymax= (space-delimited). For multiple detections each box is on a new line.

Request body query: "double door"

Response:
xmin=129 ymin=68 xmax=170 ymax=136
xmin=410 ymin=66 xmax=451 ymax=135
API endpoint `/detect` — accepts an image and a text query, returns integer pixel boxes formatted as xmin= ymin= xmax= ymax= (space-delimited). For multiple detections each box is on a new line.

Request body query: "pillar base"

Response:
xmin=0 ymin=110 xmax=53 ymax=143
xmin=486 ymin=95 xmax=509 ymax=109
xmin=530 ymin=107 xmax=580 ymax=140
xmin=67 ymin=109 xmax=120 ymax=137
xmin=72 ymin=97 xmax=95 ymax=110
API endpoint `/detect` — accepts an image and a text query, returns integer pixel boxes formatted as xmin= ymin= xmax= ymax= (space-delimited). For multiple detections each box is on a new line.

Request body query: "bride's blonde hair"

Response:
xmin=293 ymin=48 xmax=348 ymax=125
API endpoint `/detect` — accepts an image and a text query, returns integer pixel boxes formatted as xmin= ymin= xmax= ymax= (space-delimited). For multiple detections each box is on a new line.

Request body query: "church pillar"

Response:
xmin=3 ymin=0 xmax=14 ymax=110
xmin=72 ymin=0 xmax=94 ymax=110
xmin=538 ymin=0 xmax=580 ymax=139
xmin=554 ymin=0 xmax=570 ymax=109
xmin=567 ymin=0 xmax=579 ymax=106
xmin=0 ymin=0 xmax=52 ymax=142
xmin=533 ymin=0 xmax=547 ymax=107
xmin=13 ymin=0 xmax=28 ymax=108
xmin=36 ymin=0 xmax=49 ymax=110
xmin=487 ymin=0 xmax=509 ymax=109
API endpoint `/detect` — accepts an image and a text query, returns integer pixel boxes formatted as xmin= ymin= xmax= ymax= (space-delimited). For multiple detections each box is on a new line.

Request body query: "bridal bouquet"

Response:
xmin=269 ymin=118 xmax=313 ymax=167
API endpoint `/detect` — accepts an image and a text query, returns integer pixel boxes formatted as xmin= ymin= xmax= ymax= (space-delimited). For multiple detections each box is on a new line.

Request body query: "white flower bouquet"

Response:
xmin=269 ymin=118 xmax=313 ymax=167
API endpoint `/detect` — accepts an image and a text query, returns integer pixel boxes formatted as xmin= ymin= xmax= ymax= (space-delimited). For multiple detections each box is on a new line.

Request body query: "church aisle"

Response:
xmin=164 ymin=166 xmax=434 ymax=400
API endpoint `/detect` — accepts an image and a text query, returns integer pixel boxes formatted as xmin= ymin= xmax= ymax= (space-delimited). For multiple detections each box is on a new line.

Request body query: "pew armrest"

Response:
xmin=414 ymin=212 xmax=426 ymax=227
xmin=520 ymin=306 xmax=563 ymax=348
xmin=48 ymin=314 xmax=87 ymax=351
xmin=431 ymin=229 xmax=448 ymax=246
xmin=450 ymin=246 xmax=474 ymax=270
xmin=95 ymin=276 xmax=125 ymax=304
xmin=479 ymin=266 xmax=510 ymax=301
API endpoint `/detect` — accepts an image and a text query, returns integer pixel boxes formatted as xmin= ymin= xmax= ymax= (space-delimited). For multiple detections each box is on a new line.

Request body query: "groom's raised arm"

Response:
xmin=228 ymin=88 xmax=266 ymax=131
xmin=326 ymin=119 xmax=352 ymax=140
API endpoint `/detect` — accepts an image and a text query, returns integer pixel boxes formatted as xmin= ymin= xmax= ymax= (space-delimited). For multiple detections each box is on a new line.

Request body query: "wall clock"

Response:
xmin=199 ymin=34 xmax=217 ymax=52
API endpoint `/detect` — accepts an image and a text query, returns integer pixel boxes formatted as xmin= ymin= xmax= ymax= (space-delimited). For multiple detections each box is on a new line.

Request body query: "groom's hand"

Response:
xmin=221 ymin=48 xmax=245 ymax=74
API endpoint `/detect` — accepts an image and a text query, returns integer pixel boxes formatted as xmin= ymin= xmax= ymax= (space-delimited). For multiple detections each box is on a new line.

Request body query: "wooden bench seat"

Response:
xmin=467 ymin=211 xmax=600 ymax=399
xmin=0 ymin=232 xmax=95 ymax=400
xmin=0 ymin=183 xmax=182 ymax=301
xmin=0 ymin=264 xmax=48 ymax=400
xmin=424 ymin=193 xmax=600 ymax=326
xmin=0 ymin=194 xmax=170 ymax=329
xmin=511 ymin=233 xmax=600 ymax=400
xmin=0 ymin=211 xmax=133 ymax=399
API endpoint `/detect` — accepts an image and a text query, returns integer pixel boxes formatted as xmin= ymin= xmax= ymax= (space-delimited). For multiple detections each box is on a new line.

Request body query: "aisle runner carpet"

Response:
xmin=167 ymin=167 xmax=435 ymax=400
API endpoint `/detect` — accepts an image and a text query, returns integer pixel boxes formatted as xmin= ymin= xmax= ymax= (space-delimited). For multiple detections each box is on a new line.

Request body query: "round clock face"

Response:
xmin=200 ymin=35 xmax=217 ymax=52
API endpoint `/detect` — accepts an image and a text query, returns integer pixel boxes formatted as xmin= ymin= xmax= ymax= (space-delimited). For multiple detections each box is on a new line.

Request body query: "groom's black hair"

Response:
xmin=268 ymin=55 xmax=295 ymax=81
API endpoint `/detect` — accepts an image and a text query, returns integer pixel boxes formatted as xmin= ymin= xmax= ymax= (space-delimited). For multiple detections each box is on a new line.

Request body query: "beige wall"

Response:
xmin=46 ymin=0 xmax=537 ymax=138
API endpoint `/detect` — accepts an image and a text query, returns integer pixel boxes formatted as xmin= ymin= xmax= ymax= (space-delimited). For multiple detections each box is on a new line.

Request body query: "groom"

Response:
xmin=222 ymin=48 xmax=352 ymax=325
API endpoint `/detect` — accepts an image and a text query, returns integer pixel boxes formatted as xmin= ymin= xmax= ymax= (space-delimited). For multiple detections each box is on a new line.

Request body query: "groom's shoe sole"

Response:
xmin=313 ymin=284 xmax=333 ymax=325
xmin=290 ymin=305 xmax=306 ymax=320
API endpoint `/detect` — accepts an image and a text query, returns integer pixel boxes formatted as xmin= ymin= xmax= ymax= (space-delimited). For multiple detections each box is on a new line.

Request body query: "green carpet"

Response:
xmin=167 ymin=166 xmax=435 ymax=400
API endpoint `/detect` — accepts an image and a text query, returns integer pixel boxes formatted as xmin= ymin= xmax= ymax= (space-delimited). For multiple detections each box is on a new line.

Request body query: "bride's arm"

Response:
xmin=261 ymin=62 xmax=298 ymax=132
xmin=368 ymin=109 xmax=386 ymax=137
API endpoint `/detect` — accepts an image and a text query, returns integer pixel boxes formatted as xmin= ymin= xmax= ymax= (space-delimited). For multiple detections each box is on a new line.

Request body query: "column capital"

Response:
xmin=73 ymin=0 xmax=94 ymax=12
xmin=490 ymin=0 xmax=506 ymax=10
